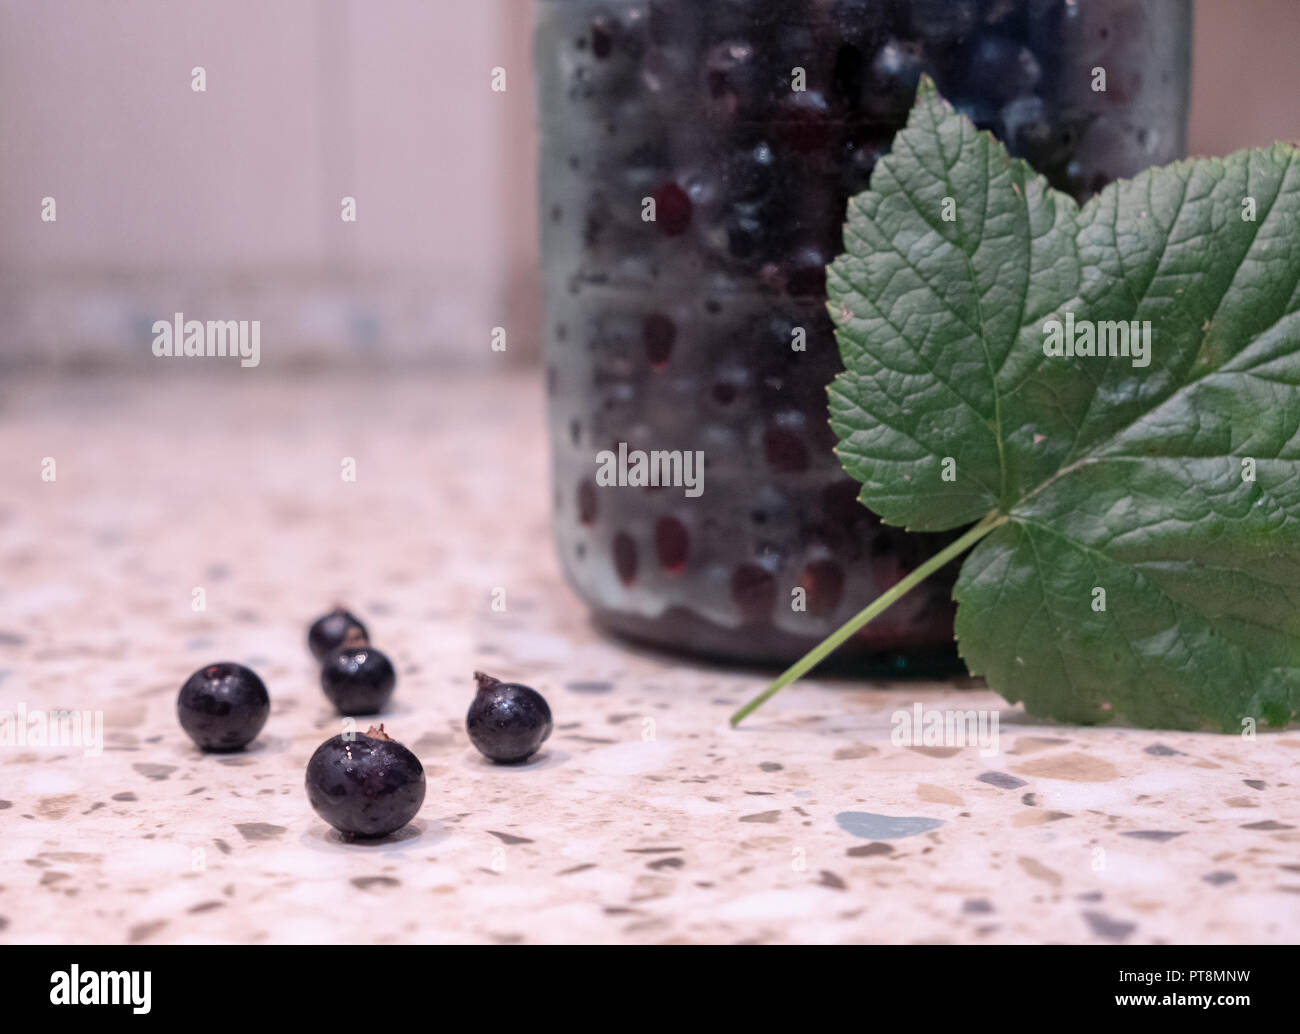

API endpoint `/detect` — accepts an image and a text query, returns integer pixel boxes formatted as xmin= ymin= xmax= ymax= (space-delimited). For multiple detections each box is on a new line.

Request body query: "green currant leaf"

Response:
xmin=824 ymin=77 xmax=1300 ymax=731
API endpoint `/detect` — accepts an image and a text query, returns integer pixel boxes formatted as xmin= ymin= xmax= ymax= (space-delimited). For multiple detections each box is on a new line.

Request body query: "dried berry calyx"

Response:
xmin=340 ymin=626 xmax=369 ymax=649
xmin=307 ymin=606 xmax=370 ymax=663
xmin=473 ymin=671 xmax=503 ymax=693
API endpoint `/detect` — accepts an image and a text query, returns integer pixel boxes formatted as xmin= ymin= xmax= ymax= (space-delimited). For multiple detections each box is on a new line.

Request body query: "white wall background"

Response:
xmin=0 ymin=0 xmax=538 ymax=371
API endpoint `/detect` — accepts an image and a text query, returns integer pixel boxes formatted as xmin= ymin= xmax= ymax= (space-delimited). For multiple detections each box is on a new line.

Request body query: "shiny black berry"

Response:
xmin=466 ymin=672 xmax=553 ymax=764
xmin=177 ymin=662 xmax=270 ymax=751
xmin=307 ymin=606 xmax=369 ymax=662
xmin=320 ymin=645 xmax=396 ymax=716
xmin=305 ymin=725 xmax=425 ymax=838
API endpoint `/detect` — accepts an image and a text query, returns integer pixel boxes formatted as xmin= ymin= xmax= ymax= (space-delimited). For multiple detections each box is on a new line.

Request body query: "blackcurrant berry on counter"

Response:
xmin=177 ymin=662 xmax=270 ymax=751
xmin=305 ymin=725 xmax=425 ymax=838
xmin=320 ymin=645 xmax=396 ymax=716
xmin=466 ymin=672 xmax=554 ymax=764
xmin=307 ymin=606 xmax=369 ymax=662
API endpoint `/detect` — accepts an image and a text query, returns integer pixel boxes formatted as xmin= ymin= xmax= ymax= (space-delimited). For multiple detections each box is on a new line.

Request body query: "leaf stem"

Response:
xmin=729 ymin=511 xmax=1005 ymax=726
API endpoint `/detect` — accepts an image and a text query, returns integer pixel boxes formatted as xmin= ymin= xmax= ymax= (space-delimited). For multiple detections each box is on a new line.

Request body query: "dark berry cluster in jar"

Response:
xmin=537 ymin=0 xmax=1185 ymax=662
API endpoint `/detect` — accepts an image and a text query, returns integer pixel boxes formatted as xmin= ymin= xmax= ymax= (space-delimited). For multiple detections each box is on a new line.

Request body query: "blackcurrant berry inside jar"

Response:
xmin=536 ymin=0 xmax=1190 ymax=665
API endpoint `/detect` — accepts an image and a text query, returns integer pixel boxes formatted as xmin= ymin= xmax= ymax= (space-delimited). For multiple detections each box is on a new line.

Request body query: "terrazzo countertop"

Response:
xmin=1 ymin=371 xmax=1298 ymax=945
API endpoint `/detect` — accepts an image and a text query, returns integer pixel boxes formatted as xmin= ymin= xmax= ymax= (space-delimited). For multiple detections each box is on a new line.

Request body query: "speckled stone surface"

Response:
xmin=2 ymin=372 xmax=1299 ymax=944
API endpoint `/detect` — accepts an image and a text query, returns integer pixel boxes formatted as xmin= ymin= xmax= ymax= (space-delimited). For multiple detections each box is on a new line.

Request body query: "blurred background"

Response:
xmin=0 ymin=0 xmax=1297 ymax=373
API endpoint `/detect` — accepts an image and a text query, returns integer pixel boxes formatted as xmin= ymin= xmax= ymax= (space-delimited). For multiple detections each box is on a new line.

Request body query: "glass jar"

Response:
xmin=536 ymin=0 xmax=1191 ymax=665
